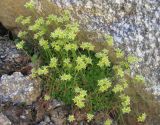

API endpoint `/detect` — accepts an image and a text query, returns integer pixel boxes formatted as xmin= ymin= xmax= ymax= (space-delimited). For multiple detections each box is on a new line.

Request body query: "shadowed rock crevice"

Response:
xmin=0 ymin=23 xmax=31 ymax=76
xmin=0 ymin=22 xmax=13 ymax=39
xmin=0 ymin=36 xmax=31 ymax=76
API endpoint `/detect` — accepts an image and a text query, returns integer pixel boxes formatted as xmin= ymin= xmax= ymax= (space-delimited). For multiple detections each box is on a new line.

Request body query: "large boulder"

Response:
xmin=0 ymin=0 xmax=159 ymax=96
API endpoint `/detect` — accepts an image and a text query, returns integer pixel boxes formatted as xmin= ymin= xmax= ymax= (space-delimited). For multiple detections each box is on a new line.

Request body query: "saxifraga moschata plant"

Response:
xmin=15 ymin=1 xmax=147 ymax=124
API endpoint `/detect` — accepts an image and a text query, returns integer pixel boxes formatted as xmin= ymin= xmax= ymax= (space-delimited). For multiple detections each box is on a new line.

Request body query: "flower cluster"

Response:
xmin=113 ymin=66 xmax=124 ymax=78
xmin=51 ymin=28 xmax=65 ymax=39
xmin=39 ymin=38 xmax=49 ymax=50
xmin=63 ymin=58 xmax=72 ymax=68
xmin=49 ymin=57 xmax=58 ymax=68
xmin=21 ymin=16 xmax=31 ymax=25
xmin=80 ymin=42 xmax=95 ymax=51
xmin=73 ymin=87 xmax=87 ymax=108
xmin=15 ymin=16 xmax=24 ymax=23
xmin=46 ymin=14 xmax=58 ymax=25
xmin=97 ymin=78 xmax=112 ymax=92
xmin=137 ymin=113 xmax=146 ymax=122
xmin=16 ymin=40 xmax=25 ymax=49
xmin=44 ymin=95 xmax=51 ymax=101
xmin=16 ymin=4 xmax=147 ymax=123
xmin=115 ymin=48 xmax=124 ymax=58
xmin=31 ymin=66 xmax=49 ymax=77
xmin=105 ymin=35 xmax=114 ymax=47
xmin=75 ymin=55 xmax=92 ymax=71
xmin=18 ymin=31 xmax=28 ymax=38
xmin=134 ymin=75 xmax=145 ymax=83
xmin=87 ymin=113 xmax=94 ymax=122
xmin=68 ymin=115 xmax=75 ymax=122
xmin=120 ymin=94 xmax=131 ymax=114
xmin=104 ymin=119 xmax=112 ymax=125
xmin=96 ymin=49 xmax=110 ymax=68
xmin=64 ymin=43 xmax=78 ymax=52
xmin=37 ymin=66 xmax=49 ymax=76
xmin=128 ymin=55 xmax=140 ymax=64
xmin=60 ymin=73 xmax=72 ymax=81
xmin=113 ymin=84 xmax=124 ymax=93
xmin=24 ymin=0 xmax=35 ymax=10
xmin=29 ymin=17 xmax=45 ymax=32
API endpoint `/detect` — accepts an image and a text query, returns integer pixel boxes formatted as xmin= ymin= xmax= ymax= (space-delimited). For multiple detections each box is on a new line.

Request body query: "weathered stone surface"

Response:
xmin=0 ymin=0 xmax=159 ymax=96
xmin=0 ymin=36 xmax=30 ymax=76
xmin=0 ymin=113 xmax=11 ymax=125
xmin=0 ymin=72 xmax=41 ymax=105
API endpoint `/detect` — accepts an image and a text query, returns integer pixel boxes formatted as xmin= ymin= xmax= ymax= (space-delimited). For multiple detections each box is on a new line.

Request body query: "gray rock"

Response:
xmin=0 ymin=36 xmax=30 ymax=76
xmin=38 ymin=116 xmax=54 ymax=125
xmin=51 ymin=99 xmax=64 ymax=109
xmin=0 ymin=72 xmax=41 ymax=105
xmin=0 ymin=113 xmax=11 ymax=125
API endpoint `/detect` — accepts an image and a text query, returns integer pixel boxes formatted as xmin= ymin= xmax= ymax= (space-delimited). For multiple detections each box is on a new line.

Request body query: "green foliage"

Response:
xmin=15 ymin=1 xmax=147 ymax=124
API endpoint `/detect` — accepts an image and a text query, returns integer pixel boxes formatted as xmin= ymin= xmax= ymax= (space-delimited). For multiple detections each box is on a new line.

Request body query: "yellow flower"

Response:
xmin=60 ymin=73 xmax=72 ymax=81
xmin=80 ymin=42 xmax=95 ymax=51
xmin=73 ymin=87 xmax=87 ymax=108
xmin=122 ymin=106 xmax=131 ymax=114
xmin=134 ymin=75 xmax=145 ymax=83
xmin=68 ymin=115 xmax=75 ymax=122
xmin=105 ymin=35 xmax=114 ymax=47
xmin=29 ymin=17 xmax=45 ymax=31
xmin=44 ymin=95 xmax=51 ymax=101
xmin=15 ymin=16 xmax=24 ymax=23
xmin=31 ymin=68 xmax=37 ymax=78
xmin=128 ymin=55 xmax=140 ymax=64
xmin=87 ymin=113 xmax=94 ymax=122
xmin=50 ymin=28 xmax=65 ymax=39
xmin=96 ymin=49 xmax=108 ymax=58
xmin=18 ymin=31 xmax=28 ymax=38
xmin=104 ymin=119 xmax=112 ymax=125
xmin=113 ymin=66 xmax=124 ymax=78
xmin=39 ymin=38 xmax=49 ymax=49
xmin=51 ymin=42 xmax=61 ymax=51
xmin=97 ymin=56 xmax=110 ymax=68
xmin=37 ymin=66 xmax=49 ymax=75
xmin=24 ymin=0 xmax=35 ymax=10
xmin=16 ymin=40 xmax=25 ymax=49
xmin=112 ymin=84 xmax=124 ymax=93
xmin=21 ymin=16 xmax=31 ymax=25
xmin=137 ymin=113 xmax=146 ymax=122
xmin=115 ymin=48 xmax=124 ymax=58
xmin=64 ymin=43 xmax=78 ymax=51
xmin=98 ymin=78 xmax=112 ymax=92
xmin=120 ymin=94 xmax=131 ymax=114
xmin=63 ymin=58 xmax=72 ymax=68
xmin=75 ymin=55 xmax=91 ymax=71
xmin=49 ymin=57 xmax=58 ymax=68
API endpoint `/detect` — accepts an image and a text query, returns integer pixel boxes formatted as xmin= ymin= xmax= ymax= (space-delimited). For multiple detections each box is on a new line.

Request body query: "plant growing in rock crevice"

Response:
xmin=15 ymin=1 xmax=147 ymax=124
